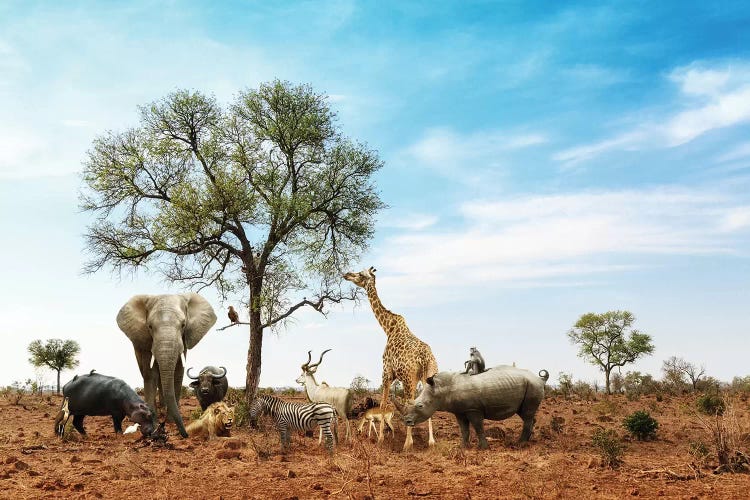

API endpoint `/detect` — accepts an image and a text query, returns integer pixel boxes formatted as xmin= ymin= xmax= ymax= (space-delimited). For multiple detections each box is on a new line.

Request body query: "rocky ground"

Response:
xmin=1 ymin=392 xmax=750 ymax=499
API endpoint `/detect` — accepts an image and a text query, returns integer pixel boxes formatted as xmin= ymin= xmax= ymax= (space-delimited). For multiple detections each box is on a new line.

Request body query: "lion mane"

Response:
xmin=186 ymin=401 xmax=234 ymax=439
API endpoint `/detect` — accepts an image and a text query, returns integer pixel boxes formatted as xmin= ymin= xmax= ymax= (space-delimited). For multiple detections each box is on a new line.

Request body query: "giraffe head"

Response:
xmin=343 ymin=266 xmax=377 ymax=289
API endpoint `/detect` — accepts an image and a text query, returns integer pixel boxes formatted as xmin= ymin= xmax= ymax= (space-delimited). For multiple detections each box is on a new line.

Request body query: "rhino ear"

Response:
xmin=182 ymin=293 xmax=217 ymax=350
xmin=426 ymin=376 xmax=435 ymax=387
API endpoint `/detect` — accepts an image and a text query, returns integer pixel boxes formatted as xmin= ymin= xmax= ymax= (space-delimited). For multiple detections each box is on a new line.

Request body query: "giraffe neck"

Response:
xmin=365 ymin=281 xmax=399 ymax=336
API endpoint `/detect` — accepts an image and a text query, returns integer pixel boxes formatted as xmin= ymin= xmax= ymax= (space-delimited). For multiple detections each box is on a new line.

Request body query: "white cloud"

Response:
xmin=717 ymin=141 xmax=750 ymax=163
xmin=379 ymin=212 xmax=438 ymax=230
xmin=371 ymin=186 xmax=749 ymax=304
xmin=554 ymin=61 xmax=750 ymax=164
xmin=404 ymin=127 xmax=547 ymax=177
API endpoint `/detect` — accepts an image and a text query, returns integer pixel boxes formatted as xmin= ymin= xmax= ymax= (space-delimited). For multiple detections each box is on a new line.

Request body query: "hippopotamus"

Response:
xmin=398 ymin=365 xmax=549 ymax=449
xmin=54 ymin=371 xmax=154 ymax=437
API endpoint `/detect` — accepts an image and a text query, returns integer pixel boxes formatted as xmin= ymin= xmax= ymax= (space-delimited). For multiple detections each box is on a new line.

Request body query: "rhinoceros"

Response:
xmin=397 ymin=365 xmax=549 ymax=449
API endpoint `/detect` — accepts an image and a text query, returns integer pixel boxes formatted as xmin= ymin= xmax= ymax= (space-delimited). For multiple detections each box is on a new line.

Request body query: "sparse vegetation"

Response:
xmin=558 ymin=372 xmax=573 ymax=399
xmin=622 ymin=410 xmax=658 ymax=440
xmin=695 ymin=398 xmax=750 ymax=473
xmin=350 ymin=375 xmax=372 ymax=398
xmin=696 ymin=393 xmax=726 ymax=416
xmin=591 ymin=428 xmax=624 ymax=468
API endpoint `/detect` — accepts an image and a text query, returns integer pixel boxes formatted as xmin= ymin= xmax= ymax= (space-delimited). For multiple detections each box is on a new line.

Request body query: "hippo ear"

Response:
xmin=182 ymin=293 xmax=217 ymax=350
xmin=117 ymin=295 xmax=152 ymax=343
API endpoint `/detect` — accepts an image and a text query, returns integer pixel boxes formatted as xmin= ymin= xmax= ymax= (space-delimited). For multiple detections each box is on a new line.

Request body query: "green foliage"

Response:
xmin=280 ymin=387 xmax=299 ymax=397
xmin=610 ymin=372 xmax=625 ymax=394
xmin=730 ymin=376 xmax=750 ymax=394
xmin=568 ymin=310 xmax=654 ymax=394
xmin=622 ymin=410 xmax=659 ymax=440
xmin=623 ymin=371 xmax=660 ymax=400
xmin=80 ymin=79 xmax=386 ymax=403
xmin=558 ymin=372 xmax=573 ymax=399
xmin=571 ymin=380 xmax=596 ymax=401
xmin=591 ymin=428 xmax=624 ymax=468
xmin=696 ymin=393 xmax=726 ymax=416
xmin=27 ymin=339 xmax=80 ymax=373
xmin=350 ymin=375 xmax=372 ymax=398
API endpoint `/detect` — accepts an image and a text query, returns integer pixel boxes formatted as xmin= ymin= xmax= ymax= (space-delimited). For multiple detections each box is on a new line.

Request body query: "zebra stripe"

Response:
xmin=250 ymin=394 xmax=338 ymax=453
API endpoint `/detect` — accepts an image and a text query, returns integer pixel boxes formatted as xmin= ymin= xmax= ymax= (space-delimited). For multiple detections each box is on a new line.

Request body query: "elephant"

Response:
xmin=116 ymin=293 xmax=217 ymax=437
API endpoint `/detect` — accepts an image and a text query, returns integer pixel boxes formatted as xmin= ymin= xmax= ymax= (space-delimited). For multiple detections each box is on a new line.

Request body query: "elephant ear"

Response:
xmin=116 ymin=295 xmax=151 ymax=347
xmin=182 ymin=293 xmax=217 ymax=350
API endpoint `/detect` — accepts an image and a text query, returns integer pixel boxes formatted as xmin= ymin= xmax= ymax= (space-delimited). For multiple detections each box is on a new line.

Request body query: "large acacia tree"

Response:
xmin=81 ymin=80 xmax=385 ymax=402
xmin=567 ymin=310 xmax=654 ymax=395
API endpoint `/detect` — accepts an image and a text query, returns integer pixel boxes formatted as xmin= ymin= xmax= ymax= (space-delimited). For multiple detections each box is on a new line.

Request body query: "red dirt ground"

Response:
xmin=1 ymin=392 xmax=750 ymax=499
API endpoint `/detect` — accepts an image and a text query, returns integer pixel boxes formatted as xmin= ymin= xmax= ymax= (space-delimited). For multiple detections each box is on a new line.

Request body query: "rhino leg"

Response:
xmin=466 ymin=411 xmax=488 ymax=449
xmin=520 ymin=416 xmax=535 ymax=442
xmin=455 ymin=413 xmax=471 ymax=447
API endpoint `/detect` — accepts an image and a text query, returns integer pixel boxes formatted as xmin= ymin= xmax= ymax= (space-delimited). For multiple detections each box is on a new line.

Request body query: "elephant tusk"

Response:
xmin=181 ymin=352 xmax=186 ymax=367
xmin=150 ymin=355 xmax=156 ymax=369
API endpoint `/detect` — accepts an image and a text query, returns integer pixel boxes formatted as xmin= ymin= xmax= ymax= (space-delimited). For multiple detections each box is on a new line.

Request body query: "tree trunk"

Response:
xmin=244 ymin=309 xmax=264 ymax=405
xmin=56 ymin=370 xmax=61 ymax=395
xmin=605 ymin=368 xmax=612 ymax=395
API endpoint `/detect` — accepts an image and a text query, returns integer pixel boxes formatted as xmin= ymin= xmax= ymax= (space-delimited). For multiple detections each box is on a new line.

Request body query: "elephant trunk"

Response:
xmin=154 ymin=343 xmax=187 ymax=438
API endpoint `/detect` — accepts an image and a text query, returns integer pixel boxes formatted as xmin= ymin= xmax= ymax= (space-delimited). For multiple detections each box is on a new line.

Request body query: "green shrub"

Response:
xmin=696 ymin=393 xmax=725 ymax=416
xmin=622 ymin=410 xmax=658 ymax=440
xmin=591 ymin=428 xmax=624 ymax=468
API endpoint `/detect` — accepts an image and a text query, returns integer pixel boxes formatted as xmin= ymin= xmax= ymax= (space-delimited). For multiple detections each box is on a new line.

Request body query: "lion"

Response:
xmin=186 ymin=401 xmax=234 ymax=439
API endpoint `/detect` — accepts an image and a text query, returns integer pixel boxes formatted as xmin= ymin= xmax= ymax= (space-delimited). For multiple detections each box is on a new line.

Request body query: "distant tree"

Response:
xmin=610 ymin=372 xmax=625 ymax=394
xmin=558 ymin=372 xmax=573 ymax=399
xmin=662 ymin=356 xmax=705 ymax=392
xmin=79 ymin=80 xmax=385 ymax=404
xmin=28 ymin=339 xmax=80 ymax=394
xmin=350 ymin=375 xmax=372 ymax=398
xmin=568 ymin=310 xmax=654 ymax=395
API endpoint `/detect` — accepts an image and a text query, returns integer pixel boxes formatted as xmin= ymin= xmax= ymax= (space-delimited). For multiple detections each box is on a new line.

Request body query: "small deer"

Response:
xmin=357 ymin=405 xmax=395 ymax=440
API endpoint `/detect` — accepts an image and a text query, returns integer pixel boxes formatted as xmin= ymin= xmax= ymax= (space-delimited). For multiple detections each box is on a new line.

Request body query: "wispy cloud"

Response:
xmin=554 ymin=61 xmax=750 ymax=165
xmin=403 ymin=127 xmax=547 ymax=178
xmin=379 ymin=212 xmax=438 ymax=231
xmin=372 ymin=185 xmax=749 ymax=304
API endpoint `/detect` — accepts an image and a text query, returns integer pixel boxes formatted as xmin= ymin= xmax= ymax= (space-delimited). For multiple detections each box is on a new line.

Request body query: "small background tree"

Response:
xmin=662 ymin=356 xmax=705 ymax=392
xmin=568 ymin=310 xmax=654 ymax=395
xmin=28 ymin=339 xmax=81 ymax=394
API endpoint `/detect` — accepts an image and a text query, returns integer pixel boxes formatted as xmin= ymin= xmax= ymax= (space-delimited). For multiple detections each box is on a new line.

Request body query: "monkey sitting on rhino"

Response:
xmin=463 ymin=347 xmax=486 ymax=375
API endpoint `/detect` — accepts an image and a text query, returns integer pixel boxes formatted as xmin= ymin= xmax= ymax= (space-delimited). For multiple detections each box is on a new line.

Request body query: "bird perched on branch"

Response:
xmin=228 ymin=306 xmax=239 ymax=324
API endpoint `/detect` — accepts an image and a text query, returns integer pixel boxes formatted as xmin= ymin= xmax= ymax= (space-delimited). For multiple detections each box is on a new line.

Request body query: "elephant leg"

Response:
xmin=467 ymin=411 xmax=488 ymax=449
xmin=134 ymin=348 xmax=157 ymax=412
xmin=172 ymin=363 xmax=184 ymax=422
xmin=455 ymin=413 xmax=471 ymax=447
xmin=112 ymin=414 xmax=124 ymax=434
xmin=72 ymin=415 xmax=86 ymax=435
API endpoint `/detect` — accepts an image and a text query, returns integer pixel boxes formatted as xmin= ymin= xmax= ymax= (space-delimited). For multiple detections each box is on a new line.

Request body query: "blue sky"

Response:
xmin=1 ymin=1 xmax=750 ymax=391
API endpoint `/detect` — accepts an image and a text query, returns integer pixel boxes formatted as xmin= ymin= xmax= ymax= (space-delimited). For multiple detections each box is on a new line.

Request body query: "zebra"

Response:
xmin=249 ymin=394 xmax=338 ymax=454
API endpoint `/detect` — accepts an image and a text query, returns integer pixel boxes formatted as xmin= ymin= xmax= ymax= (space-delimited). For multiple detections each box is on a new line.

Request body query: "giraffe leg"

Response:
xmin=378 ymin=376 xmax=392 ymax=445
xmin=402 ymin=376 xmax=417 ymax=451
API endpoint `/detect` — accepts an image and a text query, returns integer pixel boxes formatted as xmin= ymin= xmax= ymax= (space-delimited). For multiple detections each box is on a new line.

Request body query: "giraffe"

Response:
xmin=343 ymin=266 xmax=438 ymax=451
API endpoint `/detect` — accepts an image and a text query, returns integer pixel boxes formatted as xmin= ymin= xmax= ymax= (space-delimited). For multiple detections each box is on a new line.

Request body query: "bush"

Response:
xmin=696 ymin=393 xmax=725 ymax=416
xmin=558 ymin=372 xmax=573 ymax=399
xmin=350 ymin=375 xmax=372 ymax=398
xmin=572 ymin=381 xmax=596 ymax=401
xmin=622 ymin=410 xmax=659 ymax=440
xmin=592 ymin=428 xmax=624 ymax=468
xmin=695 ymin=398 xmax=750 ymax=473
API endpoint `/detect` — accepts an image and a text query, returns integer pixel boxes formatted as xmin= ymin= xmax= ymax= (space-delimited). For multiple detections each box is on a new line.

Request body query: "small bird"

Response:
xmin=123 ymin=423 xmax=140 ymax=435
xmin=228 ymin=305 xmax=239 ymax=324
